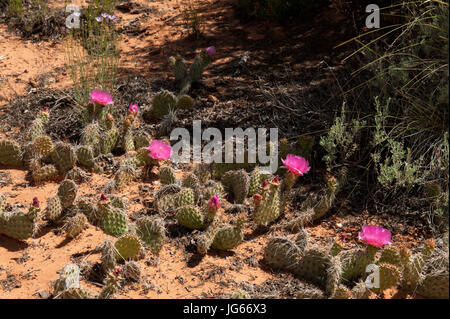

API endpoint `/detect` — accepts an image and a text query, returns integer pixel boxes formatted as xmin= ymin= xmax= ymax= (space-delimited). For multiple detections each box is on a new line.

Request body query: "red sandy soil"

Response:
xmin=0 ymin=0 xmax=426 ymax=299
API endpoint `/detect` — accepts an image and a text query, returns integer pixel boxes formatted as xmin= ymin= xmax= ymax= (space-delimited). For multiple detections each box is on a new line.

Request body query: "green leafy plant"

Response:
xmin=64 ymin=2 xmax=120 ymax=106
xmin=182 ymin=0 xmax=204 ymax=39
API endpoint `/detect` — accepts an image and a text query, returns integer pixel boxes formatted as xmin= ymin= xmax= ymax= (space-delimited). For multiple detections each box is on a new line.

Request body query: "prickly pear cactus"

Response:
xmin=81 ymin=122 xmax=101 ymax=148
xmin=101 ymin=207 xmax=128 ymax=237
xmin=58 ymin=179 xmax=78 ymax=209
xmin=60 ymin=287 xmax=92 ymax=299
xmin=196 ymin=217 xmax=222 ymax=254
xmin=0 ymin=193 xmax=7 ymax=213
xmin=33 ymin=135 xmax=54 ymax=157
xmin=231 ymin=170 xmax=250 ymax=204
xmin=153 ymin=184 xmax=181 ymax=213
xmin=54 ymin=263 xmax=81 ymax=295
xmin=175 ymin=205 xmax=204 ymax=230
xmin=181 ymin=173 xmax=200 ymax=202
xmin=159 ymin=166 xmax=177 ymax=185
xmin=372 ymin=263 xmax=403 ymax=292
xmin=253 ymin=178 xmax=281 ymax=226
xmin=76 ymin=146 xmax=95 ymax=168
xmin=45 ymin=196 xmax=63 ymax=222
xmin=134 ymin=132 xmax=152 ymax=150
xmin=114 ymin=234 xmax=142 ymax=261
xmin=135 ymin=147 xmax=153 ymax=167
xmin=31 ymin=164 xmax=59 ymax=183
xmin=189 ymin=50 xmax=211 ymax=83
xmin=135 ymin=216 xmax=166 ymax=253
xmin=152 ymin=90 xmax=177 ymax=119
xmin=98 ymin=270 xmax=121 ymax=299
xmin=52 ymin=142 xmax=76 ymax=173
xmin=29 ymin=117 xmax=44 ymax=142
xmin=293 ymin=246 xmax=334 ymax=288
xmin=100 ymin=126 xmax=119 ymax=154
xmin=248 ymin=167 xmax=263 ymax=196
xmin=64 ymin=213 xmax=87 ymax=238
xmin=101 ymin=239 xmax=118 ymax=273
xmin=114 ymin=165 xmax=135 ymax=191
xmin=263 ymin=237 xmax=302 ymax=270
xmin=0 ymin=139 xmax=23 ymax=167
xmin=175 ymin=94 xmax=194 ymax=110
xmin=176 ymin=188 xmax=195 ymax=208
xmin=211 ymin=216 xmax=245 ymax=251
xmin=0 ymin=208 xmax=38 ymax=240
xmin=77 ymin=198 xmax=99 ymax=224
xmin=122 ymin=130 xmax=135 ymax=153
xmin=202 ymin=180 xmax=225 ymax=201
xmin=339 ymin=245 xmax=378 ymax=284
xmin=169 ymin=55 xmax=188 ymax=83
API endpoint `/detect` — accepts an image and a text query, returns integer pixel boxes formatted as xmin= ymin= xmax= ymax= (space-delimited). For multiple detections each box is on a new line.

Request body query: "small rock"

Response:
xmin=37 ymin=290 xmax=51 ymax=299
xmin=208 ymin=95 xmax=219 ymax=103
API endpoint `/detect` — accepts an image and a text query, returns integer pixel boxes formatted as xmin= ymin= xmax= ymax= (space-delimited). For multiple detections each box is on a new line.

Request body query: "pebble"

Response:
xmin=208 ymin=95 xmax=219 ymax=103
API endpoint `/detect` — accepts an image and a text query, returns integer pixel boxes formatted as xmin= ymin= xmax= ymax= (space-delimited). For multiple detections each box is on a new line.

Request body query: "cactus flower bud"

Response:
xmin=128 ymin=104 xmax=138 ymax=115
xmin=208 ymin=194 xmax=221 ymax=212
xmin=106 ymin=113 xmax=114 ymax=122
xmin=205 ymin=46 xmax=216 ymax=57
xmin=100 ymin=194 xmax=108 ymax=201
xmin=32 ymin=197 xmax=40 ymax=208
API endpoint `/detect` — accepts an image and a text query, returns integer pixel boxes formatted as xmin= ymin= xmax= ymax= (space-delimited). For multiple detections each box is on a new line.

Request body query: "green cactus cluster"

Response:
xmin=253 ymin=178 xmax=281 ymax=226
xmin=150 ymin=89 xmax=195 ymax=120
xmin=153 ymin=184 xmax=182 ymax=213
xmin=0 ymin=139 xmax=23 ymax=167
xmin=263 ymin=228 xmax=449 ymax=299
xmin=159 ymin=166 xmax=177 ymax=185
xmin=135 ymin=216 xmax=166 ymax=253
xmin=64 ymin=213 xmax=87 ymax=238
xmin=0 ymin=203 xmax=39 ymax=241
xmin=169 ymin=50 xmax=212 ymax=94
xmin=211 ymin=216 xmax=245 ymax=251
xmin=114 ymin=233 xmax=142 ymax=261
xmin=287 ymin=169 xmax=347 ymax=230
xmin=101 ymin=205 xmax=129 ymax=237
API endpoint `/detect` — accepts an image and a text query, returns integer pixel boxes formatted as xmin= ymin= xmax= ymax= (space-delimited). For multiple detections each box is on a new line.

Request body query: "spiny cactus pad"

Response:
xmin=136 ymin=216 xmax=166 ymax=253
xmin=0 ymin=209 xmax=38 ymax=240
xmin=64 ymin=214 xmax=87 ymax=238
xmin=45 ymin=196 xmax=63 ymax=222
xmin=211 ymin=217 xmax=245 ymax=251
xmin=175 ymin=205 xmax=204 ymax=230
xmin=58 ymin=179 xmax=78 ymax=209
xmin=159 ymin=166 xmax=177 ymax=185
xmin=52 ymin=142 xmax=76 ymax=173
xmin=101 ymin=208 xmax=129 ymax=237
xmin=114 ymin=234 xmax=142 ymax=260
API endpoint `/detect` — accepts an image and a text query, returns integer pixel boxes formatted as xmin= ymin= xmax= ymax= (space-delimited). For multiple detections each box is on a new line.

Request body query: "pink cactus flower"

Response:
xmin=89 ymin=90 xmax=114 ymax=106
xmin=43 ymin=107 xmax=49 ymax=113
xmin=205 ymin=46 xmax=216 ymax=57
xmin=145 ymin=140 xmax=172 ymax=161
xmin=100 ymin=194 xmax=108 ymax=201
xmin=358 ymin=225 xmax=392 ymax=248
xmin=208 ymin=195 xmax=221 ymax=211
xmin=281 ymin=154 xmax=310 ymax=176
xmin=128 ymin=104 xmax=138 ymax=114
xmin=32 ymin=197 xmax=39 ymax=208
